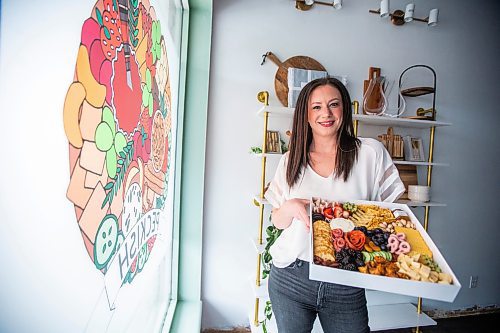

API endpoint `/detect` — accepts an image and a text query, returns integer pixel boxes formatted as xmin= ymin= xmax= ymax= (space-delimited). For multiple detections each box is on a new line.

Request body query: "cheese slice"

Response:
xmin=394 ymin=226 xmax=433 ymax=258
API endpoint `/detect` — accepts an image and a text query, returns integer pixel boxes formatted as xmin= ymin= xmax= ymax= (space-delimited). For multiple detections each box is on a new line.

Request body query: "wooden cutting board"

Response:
xmin=265 ymin=52 xmax=326 ymax=107
xmin=396 ymin=164 xmax=418 ymax=199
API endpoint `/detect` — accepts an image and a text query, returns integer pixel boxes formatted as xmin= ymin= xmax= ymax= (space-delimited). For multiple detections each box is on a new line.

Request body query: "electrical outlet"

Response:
xmin=469 ymin=275 xmax=478 ymax=288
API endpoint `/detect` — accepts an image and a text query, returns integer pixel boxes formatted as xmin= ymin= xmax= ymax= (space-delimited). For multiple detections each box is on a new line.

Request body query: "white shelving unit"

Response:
xmin=250 ymin=95 xmax=449 ymax=332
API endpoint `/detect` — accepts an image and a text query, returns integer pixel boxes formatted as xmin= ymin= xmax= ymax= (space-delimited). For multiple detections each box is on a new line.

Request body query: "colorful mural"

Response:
xmin=63 ymin=0 xmax=173 ymax=308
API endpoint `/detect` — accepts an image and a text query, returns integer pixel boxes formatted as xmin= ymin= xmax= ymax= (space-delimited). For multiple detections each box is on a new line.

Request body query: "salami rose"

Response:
xmin=344 ymin=230 xmax=366 ymax=251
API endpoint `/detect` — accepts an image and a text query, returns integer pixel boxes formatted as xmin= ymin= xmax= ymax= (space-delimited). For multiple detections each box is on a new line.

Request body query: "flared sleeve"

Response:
xmin=264 ymin=153 xmax=289 ymax=208
xmin=373 ymin=145 xmax=406 ymax=203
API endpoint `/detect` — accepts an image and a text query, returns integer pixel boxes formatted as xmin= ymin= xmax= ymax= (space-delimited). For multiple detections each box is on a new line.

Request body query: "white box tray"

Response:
xmin=309 ymin=199 xmax=461 ymax=302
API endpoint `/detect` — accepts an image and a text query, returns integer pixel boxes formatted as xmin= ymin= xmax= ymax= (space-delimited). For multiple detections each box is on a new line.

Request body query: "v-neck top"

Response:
xmin=264 ymin=137 xmax=405 ymax=268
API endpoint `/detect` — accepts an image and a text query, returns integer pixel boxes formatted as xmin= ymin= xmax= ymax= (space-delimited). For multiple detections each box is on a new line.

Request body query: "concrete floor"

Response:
xmin=203 ymin=312 xmax=500 ymax=333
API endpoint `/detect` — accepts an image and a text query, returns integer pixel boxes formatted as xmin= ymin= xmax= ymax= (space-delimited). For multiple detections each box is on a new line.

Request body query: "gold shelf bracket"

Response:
xmin=257 ymin=91 xmax=269 ymax=105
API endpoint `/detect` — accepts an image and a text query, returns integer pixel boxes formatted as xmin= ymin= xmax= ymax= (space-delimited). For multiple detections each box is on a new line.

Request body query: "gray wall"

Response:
xmin=202 ymin=0 xmax=500 ymax=329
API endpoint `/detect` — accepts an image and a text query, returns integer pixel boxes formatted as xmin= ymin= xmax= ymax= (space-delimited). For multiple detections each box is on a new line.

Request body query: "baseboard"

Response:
xmin=425 ymin=304 xmax=500 ymax=319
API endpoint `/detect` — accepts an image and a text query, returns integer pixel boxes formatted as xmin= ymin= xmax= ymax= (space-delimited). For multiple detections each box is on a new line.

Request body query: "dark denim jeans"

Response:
xmin=269 ymin=259 xmax=370 ymax=333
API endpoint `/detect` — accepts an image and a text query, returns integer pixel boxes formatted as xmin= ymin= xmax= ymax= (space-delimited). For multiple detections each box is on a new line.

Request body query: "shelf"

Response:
xmin=251 ymin=238 xmax=266 ymax=254
xmin=252 ymin=153 xmax=284 ymax=159
xmin=397 ymin=199 xmax=447 ymax=207
xmin=256 ymin=106 xmax=452 ymax=128
xmin=353 ymin=114 xmax=451 ymax=128
xmin=252 ymin=154 xmax=447 ymax=166
xmin=368 ymin=303 xmax=436 ymax=331
xmin=401 ymin=86 xmax=435 ymax=97
xmin=394 ymin=160 xmax=449 ymax=167
xmin=257 ymin=105 xmax=294 ymax=118
xmin=248 ymin=276 xmax=269 ymax=299
xmin=255 ymin=195 xmax=445 ymax=208
xmin=253 ymin=195 xmax=270 ymax=206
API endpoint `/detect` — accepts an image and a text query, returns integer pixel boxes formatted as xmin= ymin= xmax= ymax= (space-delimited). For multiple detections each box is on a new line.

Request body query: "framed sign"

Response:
xmin=404 ymin=136 xmax=425 ymax=162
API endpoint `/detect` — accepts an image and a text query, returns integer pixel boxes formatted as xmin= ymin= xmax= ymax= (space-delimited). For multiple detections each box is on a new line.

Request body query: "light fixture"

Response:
xmin=404 ymin=3 xmax=414 ymax=22
xmin=295 ymin=0 xmax=343 ymax=11
xmin=369 ymin=1 xmax=439 ymax=27
xmin=380 ymin=0 xmax=389 ymax=18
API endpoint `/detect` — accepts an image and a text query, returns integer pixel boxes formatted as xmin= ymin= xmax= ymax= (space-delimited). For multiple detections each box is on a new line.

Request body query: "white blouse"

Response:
xmin=265 ymin=137 xmax=405 ymax=268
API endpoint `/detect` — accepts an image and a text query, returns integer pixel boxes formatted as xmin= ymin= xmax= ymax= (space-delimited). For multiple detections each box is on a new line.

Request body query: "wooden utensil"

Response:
xmin=264 ymin=51 xmax=326 ymax=107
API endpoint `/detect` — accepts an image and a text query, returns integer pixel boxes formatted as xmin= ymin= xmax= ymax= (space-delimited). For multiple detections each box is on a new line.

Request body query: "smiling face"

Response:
xmin=307 ymin=84 xmax=343 ymax=140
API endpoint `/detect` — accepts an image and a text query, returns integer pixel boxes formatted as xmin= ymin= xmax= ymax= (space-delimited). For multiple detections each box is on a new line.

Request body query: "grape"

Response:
xmin=102 ymin=106 xmax=116 ymax=137
xmin=344 ymin=263 xmax=358 ymax=271
xmin=312 ymin=213 xmax=325 ymax=222
xmin=95 ymin=122 xmax=114 ymax=151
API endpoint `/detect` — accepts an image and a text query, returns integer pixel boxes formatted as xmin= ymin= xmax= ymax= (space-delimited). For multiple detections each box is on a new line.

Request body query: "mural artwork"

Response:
xmin=63 ymin=0 xmax=172 ymax=308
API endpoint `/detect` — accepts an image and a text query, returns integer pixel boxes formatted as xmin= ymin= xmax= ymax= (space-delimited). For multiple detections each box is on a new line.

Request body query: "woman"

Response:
xmin=265 ymin=77 xmax=405 ymax=333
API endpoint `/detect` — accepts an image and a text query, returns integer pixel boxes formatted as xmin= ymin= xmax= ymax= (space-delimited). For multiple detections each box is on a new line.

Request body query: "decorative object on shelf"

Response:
xmin=408 ymin=185 xmax=431 ymax=202
xmin=398 ymin=64 xmax=437 ymax=120
xmin=266 ymin=130 xmax=282 ymax=154
xmin=403 ymin=136 xmax=425 ymax=162
xmin=369 ymin=0 xmax=439 ymax=27
xmin=363 ymin=67 xmax=407 ymax=118
xmin=295 ymin=0 xmax=342 ymax=11
xmin=378 ymin=127 xmax=404 ymax=160
xmin=363 ymin=67 xmax=386 ymax=115
xmin=261 ymin=51 xmax=326 ymax=107
xmin=288 ymin=67 xmax=328 ymax=108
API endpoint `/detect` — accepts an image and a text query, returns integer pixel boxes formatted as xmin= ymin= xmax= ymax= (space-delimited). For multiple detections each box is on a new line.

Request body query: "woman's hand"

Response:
xmin=271 ymin=198 xmax=310 ymax=230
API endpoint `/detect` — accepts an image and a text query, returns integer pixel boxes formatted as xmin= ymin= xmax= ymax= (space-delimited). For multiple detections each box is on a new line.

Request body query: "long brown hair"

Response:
xmin=286 ymin=77 xmax=360 ymax=187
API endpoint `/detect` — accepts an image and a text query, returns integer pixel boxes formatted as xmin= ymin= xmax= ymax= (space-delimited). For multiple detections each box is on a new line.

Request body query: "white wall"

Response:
xmin=202 ymin=0 xmax=500 ymax=329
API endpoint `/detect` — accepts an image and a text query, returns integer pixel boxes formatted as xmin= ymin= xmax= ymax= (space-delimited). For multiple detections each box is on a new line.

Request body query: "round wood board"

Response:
xmin=274 ymin=56 xmax=326 ymax=107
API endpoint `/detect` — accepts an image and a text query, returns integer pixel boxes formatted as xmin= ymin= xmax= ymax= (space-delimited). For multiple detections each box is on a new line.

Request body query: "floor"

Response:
xmin=203 ymin=312 xmax=500 ymax=333
xmin=378 ymin=312 xmax=500 ymax=333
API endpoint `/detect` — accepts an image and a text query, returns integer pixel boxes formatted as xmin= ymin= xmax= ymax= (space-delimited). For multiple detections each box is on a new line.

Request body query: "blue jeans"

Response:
xmin=269 ymin=259 xmax=370 ymax=333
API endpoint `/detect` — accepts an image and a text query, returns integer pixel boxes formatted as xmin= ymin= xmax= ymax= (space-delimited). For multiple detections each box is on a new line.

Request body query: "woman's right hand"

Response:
xmin=271 ymin=198 xmax=310 ymax=230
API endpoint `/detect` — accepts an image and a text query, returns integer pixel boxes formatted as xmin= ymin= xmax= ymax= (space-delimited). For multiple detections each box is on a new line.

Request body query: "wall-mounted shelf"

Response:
xmin=257 ymin=106 xmax=452 ymax=129
xmin=353 ymin=114 xmax=451 ymax=128
xmin=252 ymin=153 xmax=284 ymax=159
xmin=401 ymin=86 xmax=435 ymax=97
xmin=252 ymin=155 xmax=448 ymax=167
xmin=393 ymin=160 xmax=449 ymax=167
xmin=251 ymin=237 xmax=266 ymax=254
xmin=256 ymin=194 xmax=444 ymax=208
xmin=257 ymin=106 xmax=294 ymax=117
xmin=396 ymin=199 xmax=446 ymax=207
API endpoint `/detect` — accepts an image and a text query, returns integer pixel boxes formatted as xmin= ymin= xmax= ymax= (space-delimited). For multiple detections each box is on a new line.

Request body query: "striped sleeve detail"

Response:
xmin=378 ymin=165 xmax=405 ymax=202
